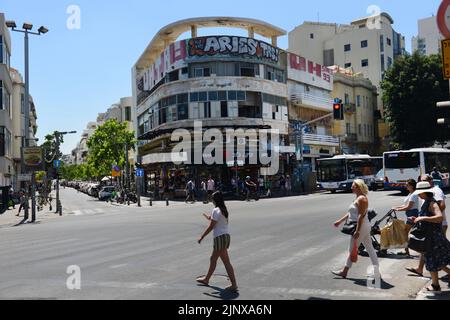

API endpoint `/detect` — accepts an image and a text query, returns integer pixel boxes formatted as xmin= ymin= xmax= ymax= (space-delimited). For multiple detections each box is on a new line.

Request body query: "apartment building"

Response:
xmin=412 ymin=16 xmax=443 ymax=56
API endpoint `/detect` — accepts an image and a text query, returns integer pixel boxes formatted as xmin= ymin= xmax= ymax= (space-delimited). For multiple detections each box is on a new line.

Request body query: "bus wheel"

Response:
xmin=330 ymin=190 xmax=336 ymax=194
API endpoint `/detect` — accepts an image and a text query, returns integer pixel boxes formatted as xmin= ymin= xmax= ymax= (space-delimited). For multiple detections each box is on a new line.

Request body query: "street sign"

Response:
xmin=53 ymin=160 xmax=61 ymax=168
xmin=437 ymin=0 xmax=450 ymax=39
xmin=136 ymin=169 xmax=144 ymax=177
xmin=18 ymin=174 xmax=32 ymax=182
xmin=442 ymin=39 xmax=450 ymax=79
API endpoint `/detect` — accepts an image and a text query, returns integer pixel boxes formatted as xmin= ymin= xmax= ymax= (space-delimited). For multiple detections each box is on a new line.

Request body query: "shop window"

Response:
xmin=237 ymin=91 xmax=246 ymax=101
xmin=221 ymin=101 xmax=228 ymax=117
xmin=178 ymin=104 xmax=189 ymax=120
xmin=208 ymin=91 xmax=218 ymax=101
xmin=228 ymin=91 xmax=237 ymax=101
xmin=203 ymin=102 xmax=211 ymax=118
xmin=218 ymin=91 xmax=227 ymax=101
xmin=190 ymin=92 xmax=198 ymax=102
xmin=198 ymin=92 xmax=208 ymax=102
xmin=177 ymin=93 xmax=188 ymax=104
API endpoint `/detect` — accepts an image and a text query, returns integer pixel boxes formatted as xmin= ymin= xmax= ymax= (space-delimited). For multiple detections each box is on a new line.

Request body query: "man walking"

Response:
xmin=185 ymin=178 xmax=196 ymax=204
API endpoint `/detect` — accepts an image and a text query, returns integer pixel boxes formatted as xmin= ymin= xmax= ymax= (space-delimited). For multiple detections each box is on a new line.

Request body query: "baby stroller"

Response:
xmin=358 ymin=209 xmax=398 ymax=257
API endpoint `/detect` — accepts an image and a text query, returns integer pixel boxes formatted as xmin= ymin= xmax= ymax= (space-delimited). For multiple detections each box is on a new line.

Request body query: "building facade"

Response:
xmin=287 ymin=52 xmax=339 ymax=173
xmin=133 ymin=18 xmax=290 ymax=196
xmin=330 ymin=66 xmax=378 ymax=155
xmin=412 ymin=16 xmax=442 ymax=56
xmin=288 ymin=12 xmax=406 ymax=150
xmin=0 ymin=14 xmax=13 ymax=186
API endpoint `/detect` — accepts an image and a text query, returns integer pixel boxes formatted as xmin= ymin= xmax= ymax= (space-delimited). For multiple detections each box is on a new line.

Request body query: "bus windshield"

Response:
xmin=384 ymin=152 xmax=420 ymax=169
xmin=347 ymin=159 xmax=377 ymax=178
xmin=317 ymin=159 xmax=346 ymax=182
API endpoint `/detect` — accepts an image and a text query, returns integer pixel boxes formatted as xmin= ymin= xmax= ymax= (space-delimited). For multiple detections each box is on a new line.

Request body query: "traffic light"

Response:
xmin=333 ymin=99 xmax=344 ymax=120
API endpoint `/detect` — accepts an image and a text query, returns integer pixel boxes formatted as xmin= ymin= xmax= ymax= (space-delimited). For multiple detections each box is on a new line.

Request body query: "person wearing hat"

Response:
xmin=406 ymin=181 xmax=450 ymax=291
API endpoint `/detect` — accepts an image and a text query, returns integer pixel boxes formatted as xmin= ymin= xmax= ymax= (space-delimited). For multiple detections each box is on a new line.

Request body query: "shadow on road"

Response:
xmin=347 ymin=278 xmax=395 ymax=290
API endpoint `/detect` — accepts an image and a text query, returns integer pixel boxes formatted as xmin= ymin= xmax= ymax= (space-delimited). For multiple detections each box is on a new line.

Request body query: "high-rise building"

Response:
xmin=412 ymin=16 xmax=443 ymax=56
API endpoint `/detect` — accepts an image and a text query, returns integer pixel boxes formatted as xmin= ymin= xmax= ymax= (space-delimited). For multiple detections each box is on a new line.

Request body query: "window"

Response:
xmin=0 ymin=36 xmax=3 ymax=64
xmin=208 ymin=91 xmax=218 ymax=101
xmin=361 ymin=59 xmax=369 ymax=67
xmin=177 ymin=104 xmax=189 ymax=120
xmin=358 ymin=124 xmax=362 ymax=135
xmin=380 ymin=35 xmax=384 ymax=52
xmin=21 ymin=94 xmax=25 ymax=114
xmin=0 ymin=81 xmax=11 ymax=115
xmin=198 ymin=92 xmax=208 ymax=102
xmin=344 ymin=63 xmax=352 ymax=68
xmin=356 ymin=95 xmax=361 ymax=107
xmin=346 ymin=123 xmax=351 ymax=135
xmin=177 ymin=93 xmax=188 ymax=104
xmin=381 ymin=54 xmax=385 ymax=72
xmin=387 ymin=56 xmax=393 ymax=68
xmin=0 ymin=127 xmax=11 ymax=157
xmin=344 ymin=44 xmax=351 ymax=52
xmin=344 ymin=93 xmax=350 ymax=105
xmin=387 ymin=38 xmax=392 ymax=46
xmin=190 ymin=92 xmax=198 ymax=102
xmin=240 ymin=63 xmax=256 ymax=77
xmin=361 ymin=40 xmax=368 ymax=48
xmin=125 ymin=106 xmax=131 ymax=121
xmin=228 ymin=91 xmax=237 ymax=101
xmin=221 ymin=101 xmax=228 ymax=117
xmin=168 ymin=70 xmax=179 ymax=82
xmin=364 ymin=124 xmax=367 ymax=137
xmin=237 ymin=91 xmax=246 ymax=101
xmin=218 ymin=91 xmax=227 ymax=101
xmin=194 ymin=67 xmax=210 ymax=77
xmin=310 ymin=33 xmax=314 ymax=39
xmin=203 ymin=102 xmax=211 ymax=118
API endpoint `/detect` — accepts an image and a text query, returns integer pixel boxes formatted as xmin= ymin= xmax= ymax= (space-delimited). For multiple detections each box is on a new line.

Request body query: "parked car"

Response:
xmin=98 ymin=186 xmax=116 ymax=201
xmin=370 ymin=169 xmax=385 ymax=191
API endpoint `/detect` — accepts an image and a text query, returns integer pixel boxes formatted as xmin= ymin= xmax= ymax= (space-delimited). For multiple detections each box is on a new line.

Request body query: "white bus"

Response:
xmin=317 ymin=155 xmax=383 ymax=193
xmin=383 ymin=148 xmax=450 ymax=191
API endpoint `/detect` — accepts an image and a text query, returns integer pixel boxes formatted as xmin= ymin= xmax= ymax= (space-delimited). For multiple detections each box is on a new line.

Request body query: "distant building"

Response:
xmin=288 ymin=12 xmax=406 ymax=151
xmin=412 ymin=16 xmax=443 ymax=56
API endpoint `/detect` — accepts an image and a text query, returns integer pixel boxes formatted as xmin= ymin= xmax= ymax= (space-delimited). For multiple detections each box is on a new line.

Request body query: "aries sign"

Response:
xmin=188 ymin=36 xmax=279 ymax=63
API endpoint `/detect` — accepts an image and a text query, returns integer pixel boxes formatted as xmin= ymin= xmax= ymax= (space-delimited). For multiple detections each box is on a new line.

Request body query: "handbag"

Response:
xmin=341 ymin=221 xmax=357 ymax=235
xmin=408 ymin=222 xmax=429 ymax=253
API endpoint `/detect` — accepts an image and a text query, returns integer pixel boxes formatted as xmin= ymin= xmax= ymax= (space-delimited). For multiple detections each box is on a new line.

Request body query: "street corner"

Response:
xmin=416 ymin=280 xmax=450 ymax=300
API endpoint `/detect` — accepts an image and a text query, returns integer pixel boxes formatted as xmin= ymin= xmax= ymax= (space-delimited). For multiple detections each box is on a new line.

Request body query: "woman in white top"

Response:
xmin=197 ymin=191 xmax=238 ymax=292
xmin=392 ymin=179 xmax=419 ymax=257
xmin=332 ymin=179 xmax=380 ymax=279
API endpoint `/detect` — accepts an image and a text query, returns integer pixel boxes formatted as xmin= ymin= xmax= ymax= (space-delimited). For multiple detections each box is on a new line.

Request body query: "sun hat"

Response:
xmin=413 ymin=181 xmax=434 ymax=196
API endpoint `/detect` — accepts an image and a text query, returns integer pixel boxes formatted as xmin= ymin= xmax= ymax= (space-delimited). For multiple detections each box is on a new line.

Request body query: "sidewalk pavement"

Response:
xmin=0 ymin=205 xmax=61 ymax=228
xmin=416 ymin=277 xmax=450 ymax=300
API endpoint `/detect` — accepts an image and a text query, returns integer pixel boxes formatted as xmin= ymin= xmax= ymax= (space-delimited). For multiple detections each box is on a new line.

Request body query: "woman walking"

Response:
xmin=332 ymin=179 xmax=380 ymax=279
xmin=411 ymin=182 xmax=450 ymax=292
xmin=392 ymin=179 xmax=419 ymax=257
xmin=197 ymin=191 xmax=238 ymax=292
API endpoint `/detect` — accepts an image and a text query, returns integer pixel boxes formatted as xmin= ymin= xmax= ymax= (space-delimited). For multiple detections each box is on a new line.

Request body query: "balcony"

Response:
xmin=303 ymin=133 xmax=339 ymax=147
xmin=344 ymin=103 xmax=356 ymax=113
xmin=290 ymin=93 xmax=334 ymax=112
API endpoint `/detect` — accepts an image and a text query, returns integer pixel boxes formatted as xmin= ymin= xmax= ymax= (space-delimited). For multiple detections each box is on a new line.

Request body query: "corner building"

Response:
xmin=132 ymin=18 xmax=289 ymax=197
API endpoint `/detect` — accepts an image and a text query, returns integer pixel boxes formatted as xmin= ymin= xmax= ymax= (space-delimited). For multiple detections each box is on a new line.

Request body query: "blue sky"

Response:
xmin=1 ymin=0 xmax=443 ymax=154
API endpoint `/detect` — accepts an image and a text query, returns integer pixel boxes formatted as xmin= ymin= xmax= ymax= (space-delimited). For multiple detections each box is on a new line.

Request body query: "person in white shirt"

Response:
xmin=197 ymin=191 xmax=238 ymax=292
xmin=207 ymin=176 xmax=215 ymax=203
xmin=393 ymin=179 xmax=419 ymax=256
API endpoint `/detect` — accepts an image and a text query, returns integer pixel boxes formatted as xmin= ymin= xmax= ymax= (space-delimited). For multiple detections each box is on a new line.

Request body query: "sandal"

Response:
xmin=196 ymin=278 xmax=209 ymax=286
xmin=331 ymin=270 xmax=347 ymax=279
xmin=405 ymin=267 xmax=423 ymax=277
xmin=426 ymin=284 xmax=441 ymax=292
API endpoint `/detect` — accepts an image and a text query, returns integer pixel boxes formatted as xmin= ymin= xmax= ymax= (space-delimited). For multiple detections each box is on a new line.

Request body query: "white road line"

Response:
xmin=72 ymin=210 xmax=82 ymax=216
xmin=109 ymin=264 xmax=129 ymax=269
xmin=254 ymin=240 xmax=340 ymax=275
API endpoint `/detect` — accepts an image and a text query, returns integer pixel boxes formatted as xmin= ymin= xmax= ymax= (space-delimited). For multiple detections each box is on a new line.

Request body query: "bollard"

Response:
xmin=166 ymin=198 xmax=169 ymax=206
xmin=149 ymin=198 xmax=153 ymax=207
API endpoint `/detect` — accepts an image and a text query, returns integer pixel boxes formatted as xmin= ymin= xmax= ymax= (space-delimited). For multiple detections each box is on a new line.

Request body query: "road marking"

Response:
xmin=109 ymin=264 xmax=129 ymax=269
xmin=254 ymin=240 xmax=340 ymax=275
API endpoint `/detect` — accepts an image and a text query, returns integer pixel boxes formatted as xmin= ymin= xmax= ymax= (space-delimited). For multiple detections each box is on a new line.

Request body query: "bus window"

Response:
xmin=317 ymin=160 xmax=346 ymax=182
xmin=424 ymin=152 xmax=450 ymax=174
xmin=347 ymin=159 xmax=377 ymax=178
xmin=384 ymin=152 xmax=420 ymax=169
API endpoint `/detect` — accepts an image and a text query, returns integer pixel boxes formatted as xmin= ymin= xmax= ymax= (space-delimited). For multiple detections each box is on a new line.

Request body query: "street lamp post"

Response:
xmin=6 ymin=21 xmax=48 ymax=222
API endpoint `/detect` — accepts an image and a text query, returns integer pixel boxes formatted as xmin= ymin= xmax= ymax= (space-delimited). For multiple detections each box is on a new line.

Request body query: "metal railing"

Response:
xmin=303 ymin=133 xmax=339 ymax=146
xmin=290 ymin=93 xmax=334 ymax=109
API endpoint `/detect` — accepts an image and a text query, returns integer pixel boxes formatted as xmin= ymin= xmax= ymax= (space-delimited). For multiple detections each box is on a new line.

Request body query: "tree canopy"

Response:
xmin=86 ymin=119 xmax=136 ymax=177
xmin=381 ymin=52 xmax=450 ymax=149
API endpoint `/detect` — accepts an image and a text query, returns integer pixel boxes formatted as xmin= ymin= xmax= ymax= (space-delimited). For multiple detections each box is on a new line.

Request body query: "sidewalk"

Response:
xmin=0 ymin=205 xmax=61 ymax=228
xmin=416 ymin=278 xmax=450 ymax=300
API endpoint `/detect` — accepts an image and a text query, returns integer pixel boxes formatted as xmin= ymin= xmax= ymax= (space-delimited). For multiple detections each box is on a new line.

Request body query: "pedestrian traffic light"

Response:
xmin=333 ymin=100 xmax=344 ymax=120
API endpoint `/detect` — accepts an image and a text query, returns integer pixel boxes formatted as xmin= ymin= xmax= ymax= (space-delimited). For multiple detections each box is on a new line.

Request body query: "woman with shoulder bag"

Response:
xmin=332 ymin=179 xmax=380 ymax=279
xmin=410 ymin=182 xmax=450 ymax=292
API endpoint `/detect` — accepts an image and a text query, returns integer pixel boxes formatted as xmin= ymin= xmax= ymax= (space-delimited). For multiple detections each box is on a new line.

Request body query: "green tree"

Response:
xmin=381 ymin=53 xmax=450 ymax=149
xmin=41 ymin=132 xmax=64 ymax=166
xmin=87 ymin=119 xmax=136 ymax=177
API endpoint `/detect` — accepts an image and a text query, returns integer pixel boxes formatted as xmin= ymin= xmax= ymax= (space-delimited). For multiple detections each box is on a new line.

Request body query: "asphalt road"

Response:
xmin=0 ymin=188 xmax=438 ymax=300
